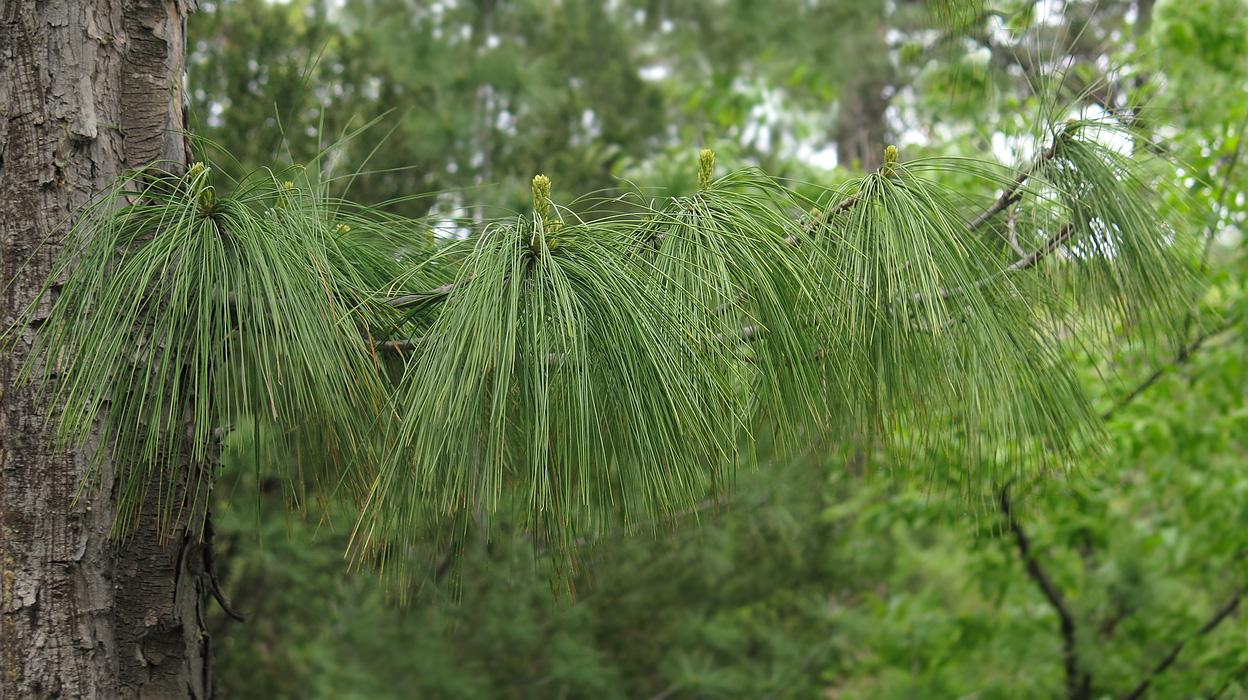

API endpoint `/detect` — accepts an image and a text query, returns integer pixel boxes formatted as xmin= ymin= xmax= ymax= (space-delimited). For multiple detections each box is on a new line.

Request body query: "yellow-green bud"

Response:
xmin=188 ymin=163 xmax=213 ymax=213
xmin=698 ymin=149 xmax=715 ymax=190
xmin=881 ymin=145 xmax=899 ymax=177
xmin=277 ymin=181 xmax=296 ymax=209
xmin=532 ymin=174 xmax=552 ymax=227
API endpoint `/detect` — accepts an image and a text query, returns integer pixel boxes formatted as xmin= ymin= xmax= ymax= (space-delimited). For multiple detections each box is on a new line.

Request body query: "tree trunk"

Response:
xmin=0 ymin=1 xmax=211 ymax=698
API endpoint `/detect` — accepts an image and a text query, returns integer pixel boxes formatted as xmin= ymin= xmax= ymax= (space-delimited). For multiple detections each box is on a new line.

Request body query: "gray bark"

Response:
xmin=0 ymin=1 xmax=211 ymax=698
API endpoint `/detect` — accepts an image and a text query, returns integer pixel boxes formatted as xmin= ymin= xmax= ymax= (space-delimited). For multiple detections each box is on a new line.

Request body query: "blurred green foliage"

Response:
xmin=189 ymin=0 xmax=943 ymax=216
xmin=197 ymin=0 xmax=1248 ymax=697
xmin=210 ymin=313 xmax=1248 ymax=698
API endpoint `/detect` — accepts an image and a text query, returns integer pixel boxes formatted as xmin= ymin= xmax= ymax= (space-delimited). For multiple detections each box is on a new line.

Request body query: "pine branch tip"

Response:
xmin=881 ymin=145 xmax=900 ymax=177
xmin=698 ymin=149 xmax=715 ymax=190
xmin=532 ymin=174 xmax=552 ymax=227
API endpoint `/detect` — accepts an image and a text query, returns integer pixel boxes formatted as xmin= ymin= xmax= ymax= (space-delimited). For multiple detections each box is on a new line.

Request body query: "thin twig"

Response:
xmin=1002 ymin=222 xmax=1078 ymax=273
xmin=911 ymin=223 xmax=1077 ymax=303
xmin=376 ymin=337 xmax=422 ymax=353
xmin=968 ymin=139 xmax=1063 ymax=233
xmin=204 ymin=510 xmax=247 ymax=622
xmin=1006 ymin=209 xmax=1026 ymax=257
xmin=384 ymin=277 xmax=473 ymax=309
xmin=785 ymin=192 xmax=860 ymax=245
xmin=1196 ymin=114 xmax=1248 ymax=278
xmin=1101 ymin=314 xmax=1240 ymax=422
xmin=1120 ymin=588 xmax=1244 ymax=700
xmin=1000 ymin=482 xmax=1090 ymax=700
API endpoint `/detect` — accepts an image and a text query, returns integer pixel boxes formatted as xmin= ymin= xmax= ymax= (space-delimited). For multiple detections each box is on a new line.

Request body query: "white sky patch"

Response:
xmin=639 ymin=64 xmax=671 ymax=81
xmin=581 ymin=108 xmax=600 ymax=135
xmin=1219 ymin=223 xmax=1244 ymax=248
xmin=966 ymin=45 xmax=992 ymax=68
xmin=1036 ymin=0 xmax=1066 ymax=25
xmin=1071 ymin=104 xmax=1134 ymax=156
xmin=991 ymin=131 xmax=1029 ymax=167
xmin=716 ymin=76 xmax=846 ymax=173
xmin=741 ymin=85 xmax=782 ymax=154
xmin=986 ymin=13 xmax=1018 ymax=46
xmin=795 ymin=142 xmax=838 ymax=170
xmin=495 ymin=108 xmax=517 ymax=134
xmin=430 ymin=193 xmax=471 ymax=240
xmin=207 ymin=101 xmax=227 ymax=128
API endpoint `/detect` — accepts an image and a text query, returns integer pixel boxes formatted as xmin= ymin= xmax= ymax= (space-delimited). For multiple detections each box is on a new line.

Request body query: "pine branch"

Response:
xmin=967 ymin=137 xmax=1063 ymax=232
xmin=911 ymin=223 xmax=1077 ymax=303
xmin=1003 ymin=222 xmax=1078 ymax=273
xmin=379 ymin=138 xmax=1066 ymax=324
xmin=786 ymin=191 xmax=860 ymax=245
xmin=1120 ymin=588 xmax=1244 ymax=700
xmin=376 ymin=218 xmax=1079 ymax=352
xmin=1000 ymin=482 xmax=1092 ymax=700
xmin=795 ymin=132 xmax=1060 ymax=246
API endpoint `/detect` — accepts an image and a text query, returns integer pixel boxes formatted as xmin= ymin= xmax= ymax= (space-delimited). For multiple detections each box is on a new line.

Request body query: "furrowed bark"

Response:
xmin=1 ymin=1 xmax=212 ymax=698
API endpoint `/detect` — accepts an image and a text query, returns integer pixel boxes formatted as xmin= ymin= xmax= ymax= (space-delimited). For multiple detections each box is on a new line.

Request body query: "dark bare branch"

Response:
xmin=786 ymin=192 xmax=861 ymax=245
xmin=1000 ymin=482 xmax=1091 ymax=700
xmin=911 ymin=223 xmax=1077 ymax=303
xmin=1003 ymin=222 xmax=1077 ymax=273
xmin=204 ymin=512 xmax=247 ymax=622
xmin=1120 ymin=588 xmax=1244 ymax=700
xmin=968 ymin=139 xmax=1063 ymax=232
xmin=1101 ymin=315 xmax=1240 ymax=422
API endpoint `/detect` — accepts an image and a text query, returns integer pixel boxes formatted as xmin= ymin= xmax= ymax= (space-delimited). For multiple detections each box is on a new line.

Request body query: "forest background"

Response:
xmin=187 ymin=0 xmax=1248 ymax=697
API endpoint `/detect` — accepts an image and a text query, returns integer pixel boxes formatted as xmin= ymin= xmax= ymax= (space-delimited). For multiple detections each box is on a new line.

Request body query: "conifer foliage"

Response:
xmin=8 ymin=119 xmax=1194 ymax=575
